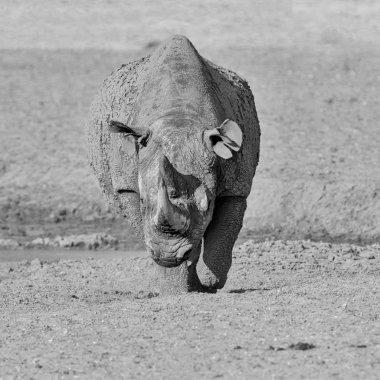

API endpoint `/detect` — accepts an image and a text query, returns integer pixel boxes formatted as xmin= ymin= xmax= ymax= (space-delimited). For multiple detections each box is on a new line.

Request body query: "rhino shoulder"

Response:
xmin=204 ymin=59 xmax=261 ymax=197
xmin=87 ymin=56 xmax=149 ymax=234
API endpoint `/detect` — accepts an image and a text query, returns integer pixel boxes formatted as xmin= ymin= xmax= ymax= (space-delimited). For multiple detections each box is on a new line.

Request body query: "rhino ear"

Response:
xmin=213 ymin=141 xmax=233 ymax=159
xmin=217 ymin=119 xmax=242 ymax=149
xmin=205 ymin=119 xmax=242 ymax=159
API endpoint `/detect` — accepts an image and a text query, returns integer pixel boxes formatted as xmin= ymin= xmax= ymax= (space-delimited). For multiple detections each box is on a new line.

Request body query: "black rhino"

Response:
xmin=88 ymin=35 xmax=260 ymax=293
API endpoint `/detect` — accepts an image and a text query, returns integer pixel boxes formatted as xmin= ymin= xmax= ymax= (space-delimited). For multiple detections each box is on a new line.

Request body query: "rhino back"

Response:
xmin=132 ymin=35 xmax=221 ymax=131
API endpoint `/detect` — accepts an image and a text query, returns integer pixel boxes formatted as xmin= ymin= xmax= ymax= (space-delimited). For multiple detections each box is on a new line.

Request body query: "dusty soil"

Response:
xmin=0 ymin=240 xmax=379 ymax=379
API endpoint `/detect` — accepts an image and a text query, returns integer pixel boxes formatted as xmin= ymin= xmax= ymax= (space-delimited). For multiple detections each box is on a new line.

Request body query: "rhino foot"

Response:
xmin=152 ymin=262 xmax=200 ymax=295
xmin=196 ymin=258 xmax=227 ymax=290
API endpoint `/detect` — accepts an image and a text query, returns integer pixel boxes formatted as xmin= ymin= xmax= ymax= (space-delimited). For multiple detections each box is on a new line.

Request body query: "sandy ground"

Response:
xmin=0 ymin=240 xmax=379 ymax=379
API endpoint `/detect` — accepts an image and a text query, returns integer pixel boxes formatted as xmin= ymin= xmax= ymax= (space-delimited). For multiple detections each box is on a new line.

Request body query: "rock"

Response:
xmin=53 ymin=233 xmax=118 ymax=249
xmin=29 ymin=237 xmax=52 ymax=247
xmin=0 ymin=238 xmax=20 ymax=249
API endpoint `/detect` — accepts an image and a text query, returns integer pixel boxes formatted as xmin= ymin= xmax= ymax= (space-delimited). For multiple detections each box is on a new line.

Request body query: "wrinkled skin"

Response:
xmin=138 ymin=118 xmax=217 ymax=268
xmin=88 ymin=35 xmax=260 ymax=293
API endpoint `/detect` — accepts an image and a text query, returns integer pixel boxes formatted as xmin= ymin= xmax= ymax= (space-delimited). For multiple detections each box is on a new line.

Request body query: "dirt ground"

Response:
xmin=0 ymin=240 xmax=379 ymax=379
xmin=1 ymin=1 xmax=380 ymax=378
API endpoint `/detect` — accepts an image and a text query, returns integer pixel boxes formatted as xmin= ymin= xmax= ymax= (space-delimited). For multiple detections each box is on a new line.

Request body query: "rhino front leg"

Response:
xmin=153 ymin=261 xmax=205 ymax=295
xmin=197 ymin=196 xmax=247 ymax=289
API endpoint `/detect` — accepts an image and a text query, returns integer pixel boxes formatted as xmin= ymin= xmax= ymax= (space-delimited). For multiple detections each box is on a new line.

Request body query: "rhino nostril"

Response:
xmin=117 ymin=189 xmax=137 ymax=194
xmin=182 ymin=249 xmax=192 ymax=261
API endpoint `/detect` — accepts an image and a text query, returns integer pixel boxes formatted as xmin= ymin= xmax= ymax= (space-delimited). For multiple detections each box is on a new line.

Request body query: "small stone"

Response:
xmin=288 ymin=342 xmax=316 ymax=351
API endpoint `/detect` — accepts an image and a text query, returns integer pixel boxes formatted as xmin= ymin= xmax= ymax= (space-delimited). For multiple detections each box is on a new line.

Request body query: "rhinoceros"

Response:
xmin=87 ymin=35 xmax=260 ymax=293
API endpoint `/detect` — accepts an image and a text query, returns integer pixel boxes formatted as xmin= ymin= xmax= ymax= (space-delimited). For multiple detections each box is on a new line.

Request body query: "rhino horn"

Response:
xmin=154 ymin=174 xmax=190 ymax=234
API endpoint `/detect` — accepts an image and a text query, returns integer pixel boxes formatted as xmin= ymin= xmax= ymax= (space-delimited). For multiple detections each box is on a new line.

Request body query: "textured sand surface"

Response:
xmin=0 ymin=240 xmax=379 ymax=379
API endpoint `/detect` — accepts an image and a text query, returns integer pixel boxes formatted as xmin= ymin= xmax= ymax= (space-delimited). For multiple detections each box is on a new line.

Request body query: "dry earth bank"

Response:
xmin=1 ymin=0 xmax=379 ymax=244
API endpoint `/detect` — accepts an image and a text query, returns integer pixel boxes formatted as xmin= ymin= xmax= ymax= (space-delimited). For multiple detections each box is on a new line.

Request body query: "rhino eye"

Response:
xmin=167 ymin=187 xmax=179 ymax=199
xmin=109 ymin=120 xmax=141 ymax=138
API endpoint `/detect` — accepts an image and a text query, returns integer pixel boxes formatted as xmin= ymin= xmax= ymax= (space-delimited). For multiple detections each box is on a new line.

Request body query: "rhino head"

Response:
xmin=109 ymin=117 xmax=242 ymax=268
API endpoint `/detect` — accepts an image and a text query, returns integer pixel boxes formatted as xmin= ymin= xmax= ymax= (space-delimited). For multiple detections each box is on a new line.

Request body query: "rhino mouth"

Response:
xmin=152 ymin=255 xmax=189 ymax=267
xmin=148 ymin=244 xmax=197 ymax=268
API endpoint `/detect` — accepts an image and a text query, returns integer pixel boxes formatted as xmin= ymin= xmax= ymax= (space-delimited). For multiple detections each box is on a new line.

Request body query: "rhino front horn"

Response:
xmin=154 ymin=175 xmax=190 ymax=234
